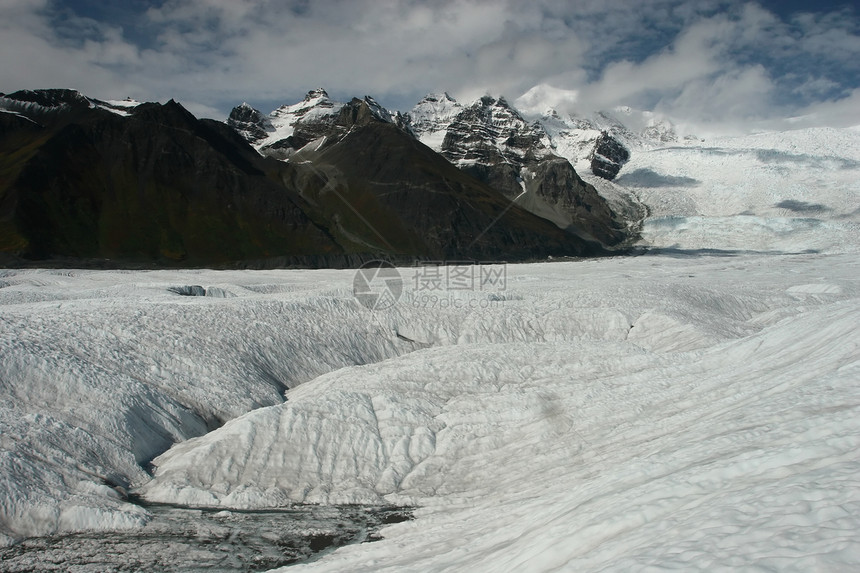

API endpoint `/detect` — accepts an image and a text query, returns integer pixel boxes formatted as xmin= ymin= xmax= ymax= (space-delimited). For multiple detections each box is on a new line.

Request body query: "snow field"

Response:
xmin=2 ymin=250 xmax=857 ymax=537
xmin=0 ymin=268 xmax=411 ymax=542
xmin=128 ymin=252 xmax=857 ymax=571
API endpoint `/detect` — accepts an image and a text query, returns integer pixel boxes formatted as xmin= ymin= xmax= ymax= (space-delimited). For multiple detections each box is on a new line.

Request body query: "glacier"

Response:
xmin=1 ymin=123 xmax=859 ymax=570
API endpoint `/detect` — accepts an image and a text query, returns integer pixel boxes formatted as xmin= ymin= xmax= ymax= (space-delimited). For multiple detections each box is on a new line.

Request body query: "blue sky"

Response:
xmin=1 ymin=0 xmax=858 ymax=133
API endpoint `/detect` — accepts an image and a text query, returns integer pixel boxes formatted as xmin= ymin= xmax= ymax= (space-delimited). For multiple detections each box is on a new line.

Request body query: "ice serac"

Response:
xmin=590 ymin=131 xmax=630 ymax=180
xmin=415 ymin=94 xmax=632 ymax=246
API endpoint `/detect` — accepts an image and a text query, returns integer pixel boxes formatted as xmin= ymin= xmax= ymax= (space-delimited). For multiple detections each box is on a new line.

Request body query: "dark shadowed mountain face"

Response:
xmin=0 ymin=89 xmax=610 ymax=267
xmin=0 ymin=91 xmax=346 ymax=266
xmin=285 ymin=114 xmax=599 ymax=260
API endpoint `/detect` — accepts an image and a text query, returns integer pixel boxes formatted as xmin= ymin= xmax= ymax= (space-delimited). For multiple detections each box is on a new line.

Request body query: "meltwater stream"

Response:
xmin=0 ymin=503 xmax=413 ymax=572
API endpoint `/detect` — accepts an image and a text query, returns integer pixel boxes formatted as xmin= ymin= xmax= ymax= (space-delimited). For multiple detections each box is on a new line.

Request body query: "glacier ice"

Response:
xmin=1 ymin=124 xmax=859 ymax=571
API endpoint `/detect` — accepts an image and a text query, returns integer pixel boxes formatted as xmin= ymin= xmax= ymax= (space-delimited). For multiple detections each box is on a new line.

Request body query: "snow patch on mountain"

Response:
xmin=228 ymin=89 xmax=409 ymax=160
xmin=97 ymin=98 xmax=142 ymax=117
xmin=261 ymin=88 xmax=342 ymax=150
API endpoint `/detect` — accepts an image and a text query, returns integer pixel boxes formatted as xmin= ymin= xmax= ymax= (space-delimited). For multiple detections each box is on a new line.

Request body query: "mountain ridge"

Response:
xmin=230 ymin=90 xmax=645 ymax=247
xmin=1 ymin=88 xmax=618 ymax=268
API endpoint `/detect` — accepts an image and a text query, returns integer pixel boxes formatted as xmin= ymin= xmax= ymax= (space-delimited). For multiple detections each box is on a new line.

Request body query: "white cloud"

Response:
xmin=0 ymin=0 xmax=857 ymax=130
xmin=783 ymin=88 xmax=860 ymax=130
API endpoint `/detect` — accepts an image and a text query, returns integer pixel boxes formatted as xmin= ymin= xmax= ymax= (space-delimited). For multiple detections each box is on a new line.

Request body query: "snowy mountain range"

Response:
xmin=3 ymin=85 xmax=858 ymax=265
xmin=226 ymin=89 xmax=666 ymax=245
xmin=228 ymin=88 xmax=681 ymax=182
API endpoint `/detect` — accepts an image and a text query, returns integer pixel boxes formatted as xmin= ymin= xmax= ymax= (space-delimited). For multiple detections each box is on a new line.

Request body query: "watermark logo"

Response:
xmin=353 ymin=260 xmax=403 ymax=311
xmin=354 ymin=261 xmax=509 ymax=311
xmin=412 ymin=262 xmax=507 ymax=292
xmin=408 ymin=262 xmax=508 ymax=309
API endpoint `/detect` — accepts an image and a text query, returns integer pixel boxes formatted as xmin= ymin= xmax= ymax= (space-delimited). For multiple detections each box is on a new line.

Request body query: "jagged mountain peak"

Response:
xmin=361 ymin=95 xmax=392 ymax=122
xmin=410 ymin=92 xmax=465 ymax=149
xmin=471 ymin=94 xmax=516 ymax=113
xmin=273 ymin=91 xmax=338 ymax=118
xmin=492 ymin=94 xmax=511 ymax=107
xmin=304 ymin=87 xmax=330 ymax=101
xmin=443 ymin=94 xmax=552 ymax=160
xmin=420 ymin=92 xmax=457 ymax=103
xmin=227 ymin=102 xmax=273 ymax=144
xmin=228 ymin=91 xmax=410 ymax=160
xmin=337 ymin=96 xmax=397 ymax=129
xmin=413 ymin=92 xmax=462 ymax=114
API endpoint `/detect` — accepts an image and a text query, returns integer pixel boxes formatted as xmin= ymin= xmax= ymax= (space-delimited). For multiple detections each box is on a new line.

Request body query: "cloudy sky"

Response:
xmin=1 ymin=0 xmax=858 ymax=133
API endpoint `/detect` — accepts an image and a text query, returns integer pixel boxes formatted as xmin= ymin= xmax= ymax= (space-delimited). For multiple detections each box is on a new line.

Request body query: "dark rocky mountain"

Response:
xmin=227 ymin=103 xmax=272 ymax=145
xmin=1 ymin=89 xmax=608 ymax=267
xmin=0 ymin=90 xmax=347 ymax=266
xmin=410 ymin=95 xmax=632 ymax=245
xmin=282 ymin=111 xmax=592 ymax=261
xmin=590 ymin=131 xmax=630 ymax=181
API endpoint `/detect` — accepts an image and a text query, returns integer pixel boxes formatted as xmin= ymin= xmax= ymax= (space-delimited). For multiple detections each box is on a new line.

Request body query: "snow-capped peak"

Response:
xmin=226 ymin=90 xmax=345 ymax=155
xmin=410 ymin=92 xmax=465 ymax=149
xmin=514 ymin=84 xmax=579 ymax=120
xmin=272 ymin=89 xmax=339 ymax=120
xmin=228 ymin=90 xmax=413 ymax=160
xmin=423 ymin=93 xmax=556 ymax=176
xmin=304 ymin=87 xmax=329 ymax=101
